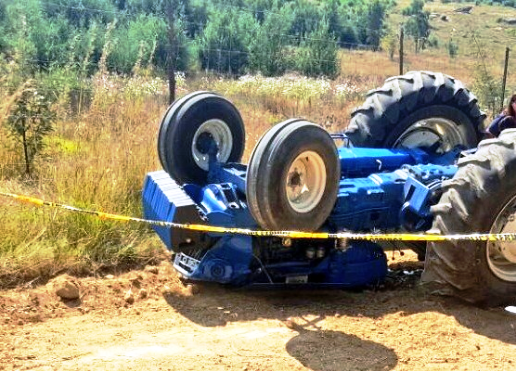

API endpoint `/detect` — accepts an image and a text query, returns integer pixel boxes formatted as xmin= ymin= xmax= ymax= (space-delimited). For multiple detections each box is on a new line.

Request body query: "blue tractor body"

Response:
xmin=142 ymin=146 xmax=460 ymax=288
xmin=141 ymin=73 xmax=516 ymax=306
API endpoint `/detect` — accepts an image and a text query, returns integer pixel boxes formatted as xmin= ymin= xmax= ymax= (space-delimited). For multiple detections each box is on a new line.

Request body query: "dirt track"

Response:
xmin=2 ymin=253 xmax=516 ymax=371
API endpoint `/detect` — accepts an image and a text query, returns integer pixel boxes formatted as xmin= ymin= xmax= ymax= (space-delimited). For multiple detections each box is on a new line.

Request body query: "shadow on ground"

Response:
xmin=163 ymin=271 xmax=516 ymax=371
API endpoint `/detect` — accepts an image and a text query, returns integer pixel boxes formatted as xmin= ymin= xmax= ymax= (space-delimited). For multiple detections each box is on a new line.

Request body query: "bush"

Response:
xmin=427 ymin=34 xmax=440 ymax=48
xmin=109 ymin=15 xmax=167 ymax=74
xmin=248 ymin=9 xmax=292 ymax=76
xmin=199 ymin=8 xmax=257 ymax=75
xmin=294 ymin=19 xmax=339 ymax=78
xmin=4 ymin=84 xmax=55 ymax=177
xmin=447 ymin=38 xmax=458 ymax=58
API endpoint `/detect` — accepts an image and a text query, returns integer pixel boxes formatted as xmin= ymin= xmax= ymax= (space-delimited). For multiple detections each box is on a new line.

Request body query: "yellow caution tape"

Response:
xmin=1 ymin=191 xmax=515 ymax=242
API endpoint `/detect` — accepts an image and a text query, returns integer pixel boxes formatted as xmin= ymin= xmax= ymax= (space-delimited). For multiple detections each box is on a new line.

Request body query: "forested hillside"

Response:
xmin=0 ymin=0 xmax=395 ymax=78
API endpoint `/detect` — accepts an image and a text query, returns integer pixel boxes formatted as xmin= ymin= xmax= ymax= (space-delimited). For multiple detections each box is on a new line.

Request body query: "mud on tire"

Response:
xmin=423 ymin=129 xmax=516 ymax=306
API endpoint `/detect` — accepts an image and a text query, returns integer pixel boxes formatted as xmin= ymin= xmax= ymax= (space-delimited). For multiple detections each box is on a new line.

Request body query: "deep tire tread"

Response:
xmin=423 ymin=130 xmax=516 ymax=306
xmin=346 ymin=71 xmax=485 ymax=148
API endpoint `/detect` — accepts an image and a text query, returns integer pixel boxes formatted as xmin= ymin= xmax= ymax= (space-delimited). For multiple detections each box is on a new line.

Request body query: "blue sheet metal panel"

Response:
xmin=142 ymin=171 xmax=205 ymax=252
xmin=338 ymin=147 xmax=427 ymax=178
xmin=324 ymin=242 xmax=387 ymax=286
xmin=173 ymin=235 xmax=254 ymax=284
xmin=142 ymin=171 xmax=177 ymax=248
xmin=329 ymin=170 xmax=407 ymax=231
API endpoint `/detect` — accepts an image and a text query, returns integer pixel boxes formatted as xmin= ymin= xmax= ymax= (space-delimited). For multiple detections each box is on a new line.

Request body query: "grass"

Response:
xmin=1 ymin=1 xmax=516 ymax=287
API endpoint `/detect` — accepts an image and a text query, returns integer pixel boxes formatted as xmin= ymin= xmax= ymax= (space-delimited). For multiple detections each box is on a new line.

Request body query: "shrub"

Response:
xmin=295 ymin=19 xmax=339 ymax=78
xmin=4 ymin=84 xmax=55 ymax=177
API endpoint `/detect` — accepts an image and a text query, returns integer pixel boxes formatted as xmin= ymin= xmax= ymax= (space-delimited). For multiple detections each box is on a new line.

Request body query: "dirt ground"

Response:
xmin=1 ymin=250 xmax=516 ymax=371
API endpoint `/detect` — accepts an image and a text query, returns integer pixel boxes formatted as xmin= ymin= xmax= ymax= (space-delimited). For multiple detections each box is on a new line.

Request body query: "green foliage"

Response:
xmin=380 ymin=29 xmax=398 ymax=60
xmin=42 ymin=0 xmax=116 ymax=28
xmin=295 ymin=19 xmax=339 ymax=78
xmin=0 ymin=0 xmax=397 ymax=79
xmin=287 ymin=0 xmax=322 ymax=39
xmin=248 ymin=7 xmax=292 ymax=76
xmin=403 ymin=0 xmax=431 ymax=53
xmin=427 ymin=34 xmax=440 ymax=48
xmin=473 ymin=62 xmax=502 ymax=116
xmin=447 ymin=38 xmax=458 ymax=58
xmin=109 ymin=15 xmax=167 ymax=74
xmin=472 ymin=37 xmax=503 ymax=116
xmin=4 ymin=86 xmax=55 ymax=177
xmin=199 ymin=8 xmax=257 ymax=75
xmin=365 ymin=0 xmax=387 ymax=51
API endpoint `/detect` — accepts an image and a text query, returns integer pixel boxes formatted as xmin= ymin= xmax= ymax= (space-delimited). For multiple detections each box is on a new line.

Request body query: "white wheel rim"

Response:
xmin=285 ymin=151 xmax=326 ymax=213
xmin=393 ymin=118 xmax=468 ymax=153
xmin=191 ymin=119 xmax=233 ymax=171
xmin=487 ymin=194 xmax=516 ymax=282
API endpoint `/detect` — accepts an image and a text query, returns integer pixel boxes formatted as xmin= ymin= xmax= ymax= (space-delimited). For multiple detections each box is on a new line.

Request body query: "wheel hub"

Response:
xmin=191 ymin=119 xmax=233 ymax=171
xmin=286 ymin=151 xmax=326 ymax=213
xmin=487 ymin=196 xmax=516 ymax=282
xmin=393 ymin=118 xmax=467 ymax=153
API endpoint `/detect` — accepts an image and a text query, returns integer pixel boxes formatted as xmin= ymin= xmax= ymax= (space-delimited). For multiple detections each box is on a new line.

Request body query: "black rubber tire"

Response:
xmin=345 ymin=71 xmax=485 ymax=149
xmin=246 ymin=120 xmax=340 ymax=231
xmin=158 ymin=91 xmax=245 ymax=185
xmin=423 ymin=129 xmax=516 ymax=306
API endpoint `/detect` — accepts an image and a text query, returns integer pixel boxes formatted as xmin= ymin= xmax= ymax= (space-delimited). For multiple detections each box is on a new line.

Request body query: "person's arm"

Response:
xmin=486 ymin=113 xmax=505 ymax=138
xmin=499 ymin=115 xmax=516 ymax=133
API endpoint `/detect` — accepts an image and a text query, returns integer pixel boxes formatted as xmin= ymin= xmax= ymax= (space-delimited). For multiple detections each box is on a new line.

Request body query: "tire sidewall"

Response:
xmin=473 ymin=168 xmax=516 ymax=300
xmin=429 ymin=136 xmax=516 ymax=305
xmin=262 ymin=125 xmax=340 ymax=230
xmin=383 ymin=105 xmax=478 ymax=148
xmin=164 ymin=95 xmax=245 ymax=184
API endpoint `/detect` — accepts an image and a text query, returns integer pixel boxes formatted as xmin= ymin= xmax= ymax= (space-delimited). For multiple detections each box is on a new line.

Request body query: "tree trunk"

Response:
xmin=21 ymin=124 xmax=31 ymax=177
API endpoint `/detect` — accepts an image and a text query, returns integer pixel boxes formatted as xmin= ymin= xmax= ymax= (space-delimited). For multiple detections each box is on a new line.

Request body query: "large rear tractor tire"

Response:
xmin=158 ymin=92 xmax=245 ymax=185
xmin=246 ymin=120 xmax=340 ymax=231
xmin=345 ymin=71 xmax=485 ymax=152
xmin=423 ymin=129 xmax=516 ymax=306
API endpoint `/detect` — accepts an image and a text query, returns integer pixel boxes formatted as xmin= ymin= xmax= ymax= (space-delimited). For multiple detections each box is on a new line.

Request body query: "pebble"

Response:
xmin=124 ymin=290 xmax=135 ymax=305
xmin=48 ymin=275 xmax=81 ymax=300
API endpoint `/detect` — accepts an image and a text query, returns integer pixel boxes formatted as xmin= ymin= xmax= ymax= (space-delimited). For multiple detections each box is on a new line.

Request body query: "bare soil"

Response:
xmin=2 ymin=251 xmax=516 ymax=371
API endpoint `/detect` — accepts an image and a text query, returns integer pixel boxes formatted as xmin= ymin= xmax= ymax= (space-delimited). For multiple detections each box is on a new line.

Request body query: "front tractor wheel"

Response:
xmin=423 ymin=129 xmax=516 ymax=306
xmin=158 ymin=92 xmax=245 ymax=185
xmin=246 ymin=120 xmax=340 ymax=231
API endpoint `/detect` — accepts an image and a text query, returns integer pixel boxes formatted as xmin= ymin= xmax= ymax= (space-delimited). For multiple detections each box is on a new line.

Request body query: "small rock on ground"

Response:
xmin=124 ymin=290 xmax=135 ymax=304
xmin=48 ymin=275 xmax=81 ymax=300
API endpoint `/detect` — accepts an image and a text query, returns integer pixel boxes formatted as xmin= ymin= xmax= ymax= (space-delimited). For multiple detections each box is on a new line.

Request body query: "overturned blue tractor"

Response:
xmin=143 ymin=71 xmax=516 ymax=306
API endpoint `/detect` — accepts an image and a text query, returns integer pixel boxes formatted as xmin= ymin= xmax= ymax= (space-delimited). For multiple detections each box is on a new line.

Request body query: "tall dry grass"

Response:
xmin=0 ymin=74 xmax=170 ymax=287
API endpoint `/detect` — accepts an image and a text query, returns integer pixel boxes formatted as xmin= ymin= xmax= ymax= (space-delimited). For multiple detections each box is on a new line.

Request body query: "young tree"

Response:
xmin=199 ymin=8 xmax=257 ymax=75
xmin=296 ymin=18 xmax=339 ymax=78
xmin=365 ymin=0 xmax=387 ymax=51
xmin=249 ymin=6 xmax=292 ymax=76
xmin=403 ymin=0 xmax=430 ymax=53
xmin=287 ymin=0 xmax=322 ymax=41
xmin=5 ymin=86 xmax=55 ymax=177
